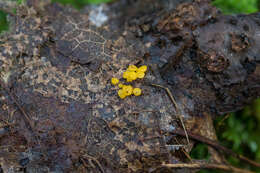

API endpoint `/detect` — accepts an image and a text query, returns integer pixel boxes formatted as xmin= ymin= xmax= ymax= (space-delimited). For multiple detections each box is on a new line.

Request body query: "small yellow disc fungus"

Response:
xmin=127 ymin=65 xmax=138 ymax=72
xmin=123 ymin=71 xmax=130 ymax=79
xmin=111 ymin=77 xmax=119 ymax=85
xmin=138 ymin=65 xmax=147 ymax=73
xmin=118 ymin=83 xmax=124 ymax=88
xmin=113 ymin=64 xmax=148 ymax=99
xmin=123 ymin=85 xmax=133 ymax=96
xmin=128 ymin=71 xmax=137 ymax=81
xmin=118 ymin=89 xmax=127 ymax=99
xmin=133 ymin=88 xmax=142 ymax=96
xmin=137 ymin=71 xmax=145 ymax=79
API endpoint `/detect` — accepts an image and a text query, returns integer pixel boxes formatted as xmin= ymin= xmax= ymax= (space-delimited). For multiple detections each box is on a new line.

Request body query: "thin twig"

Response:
xmin=81 ymin=154 xmax=105 ymax=173
xmin=151 ymin=84 xmax=190 ymax=144
xmin=173 ymin=137 xmax=193 ymax=163
xmin=171 ymin=129 xmax=260 ymax=168
xmin=131 ymin=110 xmax=158 ymax=114
xmin=162 ymin=163 xmax=254 ymax=173
xmin=216 ymin=113 xmax=231 ymax=128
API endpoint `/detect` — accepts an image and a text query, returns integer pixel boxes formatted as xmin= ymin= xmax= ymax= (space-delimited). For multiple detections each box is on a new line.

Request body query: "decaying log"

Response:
xmin=0 ymin=0 xmax=259 ymax=172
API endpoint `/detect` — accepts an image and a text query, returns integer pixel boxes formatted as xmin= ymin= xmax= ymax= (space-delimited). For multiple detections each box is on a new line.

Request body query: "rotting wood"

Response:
xmin=0 ymin=0 xmax=259 ymax=172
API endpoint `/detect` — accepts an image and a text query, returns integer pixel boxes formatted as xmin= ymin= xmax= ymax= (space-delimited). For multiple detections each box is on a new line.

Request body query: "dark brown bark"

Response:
xmin=142 ymin=0 xmax=260 ymax=115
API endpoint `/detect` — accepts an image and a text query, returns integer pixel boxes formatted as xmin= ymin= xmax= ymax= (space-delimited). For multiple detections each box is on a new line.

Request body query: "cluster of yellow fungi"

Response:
xmin=111 ymin=65 xmax=147 ymax=99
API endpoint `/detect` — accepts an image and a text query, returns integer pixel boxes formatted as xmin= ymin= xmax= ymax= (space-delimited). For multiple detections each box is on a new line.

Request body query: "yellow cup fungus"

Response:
xmin=122 ymin=85 xmax=133 ymax=96
xmin=111 ymin=64 xmax=147 ymax=99
xmin=138 ymin=65 xmax=147 ymax=73
xmin=111 ymin=77 xmax=119 ymax=85
xmin=136 ymin=71 xmax=145 ymax=79
xmin=118 ymin=83 xmax=124 ymax=88
xmin=127 ymin=65 xmax=138 ymax=72
xmin=133 ymin=88 xmax=142 ymax=96
xmin=118 ymin=89 xmax=127 ymax=99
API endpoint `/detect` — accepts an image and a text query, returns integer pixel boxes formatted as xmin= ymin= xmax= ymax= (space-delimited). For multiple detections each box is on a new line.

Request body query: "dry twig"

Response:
xmin=81 ymin=154 xmax=105 ymax=173
xmin=171 ymin=129 xmax=260 ymax=168
xmin=216 ymin=113 xmax=231 ymax=128
xmin=151 ymin=84 xmax=190 ymax=144
xmin=162 ymin=163 xmax=254 ymax=173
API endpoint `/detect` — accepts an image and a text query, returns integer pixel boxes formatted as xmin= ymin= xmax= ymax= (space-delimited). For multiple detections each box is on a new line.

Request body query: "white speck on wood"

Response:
xmin=89 ymin=5 xmax=108 ymax=27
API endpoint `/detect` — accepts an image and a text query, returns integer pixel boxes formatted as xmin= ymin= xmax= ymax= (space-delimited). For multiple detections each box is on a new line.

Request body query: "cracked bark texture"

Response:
xmin=0 ymin=0 xmax=259 ymax=172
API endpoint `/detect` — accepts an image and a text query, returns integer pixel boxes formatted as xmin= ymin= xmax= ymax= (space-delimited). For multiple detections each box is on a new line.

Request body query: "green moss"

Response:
xmin=195 ymin=98 xmax=260 ymax=173
xmin=212 ymin=0 xmax=258 ymax=14
xmin=0 ymin=10 xmax=9 ymax=33
xmin=52 ymin=0 xmax=113 ymax=9
xmin=214 ymin=99 xmax=260 ymax=172
xmin=17 ymin=0 xmax=25 ymax=5
xmin=190 ymin=143 xmax=210 ymax=160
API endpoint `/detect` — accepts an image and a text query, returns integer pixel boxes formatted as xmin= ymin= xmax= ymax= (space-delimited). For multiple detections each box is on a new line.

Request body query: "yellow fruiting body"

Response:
xmin=122 ymin=85 xmax=133 ymax=96
xmin=133 ymin=88 xmax=142 ymax=96
xmin=111 ymin=77 xmax=119 ymax=85
xmin=111 ymin=64 xmax=148 ymax=99
xmin=118 ymin=89 xmax=127 ymax=99
xmin=123 ymin=65 xmax=147 ymax=82
xmin=128 ymin=71 xmax=137 ymax=81
xmin=127 ymin=65 xmax=138 ymax=72
xmin=137 ymin=71 xmax=145 ymax=79
xmin=137 ymin=65 xmax=147 ymax=73
xmin=118 ymin=83 xmax=124 ymax=88
xmin=123 ymin=71 xmax=129 ymax=79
